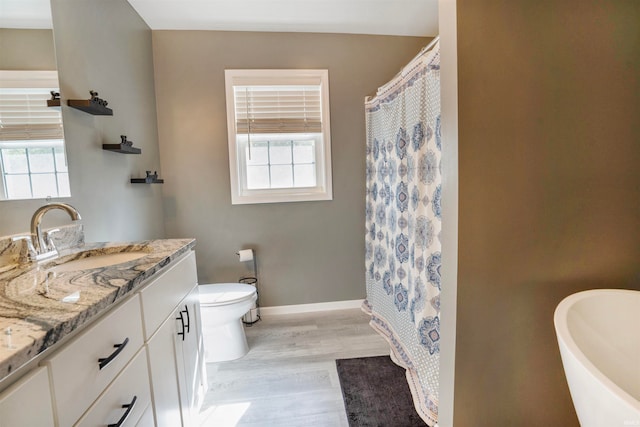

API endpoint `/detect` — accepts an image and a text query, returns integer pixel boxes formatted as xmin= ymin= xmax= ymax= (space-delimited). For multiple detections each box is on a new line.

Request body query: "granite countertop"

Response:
xmin=0 ymin=238 xmax=195 ymax=382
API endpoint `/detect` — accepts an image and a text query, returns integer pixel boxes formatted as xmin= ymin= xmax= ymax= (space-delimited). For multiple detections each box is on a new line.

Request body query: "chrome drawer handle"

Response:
xmin=98 ymin=337 xmax=129 ymax=370
xmin=108 ymin=395 xmax=137 ymax=427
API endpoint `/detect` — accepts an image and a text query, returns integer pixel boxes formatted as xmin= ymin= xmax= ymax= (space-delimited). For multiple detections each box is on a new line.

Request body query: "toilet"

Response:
xmin=199 ymin=283 xmax=258 ymax=363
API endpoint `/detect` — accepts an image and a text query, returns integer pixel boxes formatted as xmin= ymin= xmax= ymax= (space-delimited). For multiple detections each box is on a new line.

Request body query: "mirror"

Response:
xmin=0 ymin=0 xmax=71 ymax=201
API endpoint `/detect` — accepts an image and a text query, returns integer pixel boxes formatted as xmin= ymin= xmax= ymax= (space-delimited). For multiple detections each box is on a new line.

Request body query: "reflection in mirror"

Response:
xmin=0 ymin=71 xmax=70 ymax=200
xmin=0 ymin=2 xmax=70 ymax=201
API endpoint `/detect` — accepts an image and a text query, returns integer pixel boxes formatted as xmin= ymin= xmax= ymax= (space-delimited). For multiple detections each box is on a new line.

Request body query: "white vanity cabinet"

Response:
xmin=0 ymin=366 xmax=55 ymax=427
xmin=140 ymin=251 xmax=206 ymax=427
xmin=0 ymin=246 xmax=205 ymax=427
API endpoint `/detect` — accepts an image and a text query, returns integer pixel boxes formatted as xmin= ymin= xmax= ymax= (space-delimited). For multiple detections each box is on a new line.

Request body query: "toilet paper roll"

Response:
xmin=238 ymin=249 xmax=254 ymax=262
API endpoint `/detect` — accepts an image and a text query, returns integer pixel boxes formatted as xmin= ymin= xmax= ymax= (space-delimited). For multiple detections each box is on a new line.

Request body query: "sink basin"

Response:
xmin=46 ymin=251 xmax=148 ymax=273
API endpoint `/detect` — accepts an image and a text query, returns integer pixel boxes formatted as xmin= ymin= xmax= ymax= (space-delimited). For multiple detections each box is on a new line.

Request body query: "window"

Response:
xmin=0 ymin=71 xmax=70 ymax=200
xmin=225 ymin=69 xmax=332 ymax=204
xmin=0 ymin=141 xmax=69 ymax=199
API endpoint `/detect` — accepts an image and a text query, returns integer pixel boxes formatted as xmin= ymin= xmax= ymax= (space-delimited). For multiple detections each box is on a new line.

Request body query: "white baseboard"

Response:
xmin=260 ymin=299 xmax=365 ymax=315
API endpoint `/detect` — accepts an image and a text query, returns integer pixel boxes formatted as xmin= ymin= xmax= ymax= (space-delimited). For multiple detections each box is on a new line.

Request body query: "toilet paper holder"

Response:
xmin=236 ymin=249 xmax=260 ymax=326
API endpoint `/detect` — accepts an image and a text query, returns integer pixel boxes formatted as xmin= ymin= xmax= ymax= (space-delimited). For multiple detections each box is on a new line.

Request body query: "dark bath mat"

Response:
xmin=336 ymin=355 xmax=428 ymax=427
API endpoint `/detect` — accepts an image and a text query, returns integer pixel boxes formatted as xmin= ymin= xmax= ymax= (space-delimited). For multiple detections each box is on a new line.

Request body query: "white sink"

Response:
xmin=46 ymin=251 xmax=148 ymax=273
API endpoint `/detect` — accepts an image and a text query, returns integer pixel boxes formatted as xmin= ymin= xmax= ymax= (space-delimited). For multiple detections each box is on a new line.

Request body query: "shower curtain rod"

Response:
xmin=408 ymin=35 xmax=440 ymax=68
xmin=422 ymin=35 xmax=440 ymax=56
xmin=369 ymin=35 xmax=440 ymax=101
xmin=386 ymin=35 xmax=440 ymax=87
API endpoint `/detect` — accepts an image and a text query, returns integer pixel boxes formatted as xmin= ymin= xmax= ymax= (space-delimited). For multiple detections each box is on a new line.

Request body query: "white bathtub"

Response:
xmin=554 ymin=289 xmax=640 ymax=427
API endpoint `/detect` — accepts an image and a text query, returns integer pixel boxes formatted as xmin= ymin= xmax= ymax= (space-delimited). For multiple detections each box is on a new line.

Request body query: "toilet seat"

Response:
xmin=199 ymin=283 xmax=256 ymax=307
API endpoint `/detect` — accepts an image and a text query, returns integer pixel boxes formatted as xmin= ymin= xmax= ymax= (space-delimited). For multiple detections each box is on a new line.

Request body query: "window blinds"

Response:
xmin=0 ymin=88 xmax=64 ymax=141
xmin=234 ymin=85 xmax=322 ymax=134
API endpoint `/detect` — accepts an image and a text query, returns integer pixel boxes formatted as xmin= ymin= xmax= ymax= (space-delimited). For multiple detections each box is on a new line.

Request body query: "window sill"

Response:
xmin=231 ymin=188 xmax=332 ymax=205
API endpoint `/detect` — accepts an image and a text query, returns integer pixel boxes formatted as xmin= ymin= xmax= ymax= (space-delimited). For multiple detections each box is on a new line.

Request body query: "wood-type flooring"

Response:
xmin=199 ymin=308 xmax=390 ymax=427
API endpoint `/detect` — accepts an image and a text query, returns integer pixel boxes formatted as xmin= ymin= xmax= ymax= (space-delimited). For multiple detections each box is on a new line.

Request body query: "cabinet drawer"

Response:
xmin=139 ymin=251 xmax=197 ymax=339
xmin=75 ymin=348 xmax=151 ymax=427
xmin=0 ymin=367 xmax=55 ymax=427
xmin=135 ymin=403 xmax=155 ymax=427
xmin=43 ymin=294 xmax=144 ymax=427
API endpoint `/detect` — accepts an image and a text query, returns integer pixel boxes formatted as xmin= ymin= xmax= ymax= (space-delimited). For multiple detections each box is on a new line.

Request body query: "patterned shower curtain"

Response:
xmin=363 ymin=41 xmax=441 ymax=425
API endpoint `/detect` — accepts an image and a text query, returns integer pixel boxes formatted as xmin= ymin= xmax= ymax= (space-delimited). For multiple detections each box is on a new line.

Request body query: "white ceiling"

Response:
xmin=0 ymin=0 xmax=53 ymax=29
xmin=0 ymin=0 xmax=438 ymax=37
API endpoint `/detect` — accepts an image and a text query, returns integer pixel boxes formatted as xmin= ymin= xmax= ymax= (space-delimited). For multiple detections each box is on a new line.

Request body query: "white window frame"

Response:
xmin=225 ymin=69 xmax=333 ymax=205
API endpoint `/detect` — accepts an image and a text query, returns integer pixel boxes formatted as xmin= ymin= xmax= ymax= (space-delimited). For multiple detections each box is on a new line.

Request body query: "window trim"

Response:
xmin=225 ymin=69 xmax=332 ymax=205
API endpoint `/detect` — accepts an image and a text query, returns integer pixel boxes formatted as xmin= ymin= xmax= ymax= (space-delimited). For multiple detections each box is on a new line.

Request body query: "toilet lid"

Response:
xmin=199 ymin=283 xmax=256 ymax=306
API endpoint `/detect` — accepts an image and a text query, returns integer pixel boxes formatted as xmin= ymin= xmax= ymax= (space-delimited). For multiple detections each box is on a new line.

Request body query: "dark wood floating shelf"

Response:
xmin=47 ymin=99 xmax=61 ymax=108
xmin=67 ymin=99 xmax=113 ymax=115
xmin=102 ymin=143 xmax=141 ymax=154
xmin=131 ymin=178 xmax=164 ymax=184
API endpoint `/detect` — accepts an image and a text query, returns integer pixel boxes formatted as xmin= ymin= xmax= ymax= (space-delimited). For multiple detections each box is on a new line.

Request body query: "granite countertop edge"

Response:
xmin=0 ymin=238 xmax=196 ymax=383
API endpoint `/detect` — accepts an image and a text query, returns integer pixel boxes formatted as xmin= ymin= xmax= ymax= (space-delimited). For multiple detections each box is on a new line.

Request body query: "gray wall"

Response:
xmin=0 ymin=29 xmax=56 ymax=70
xmin=152 ymin=31 xmax=429 ymax=306
xmin=0 ymin=0 xmax=165 ymax=241
xmin=451 ymin=0 xmax=640 ymax=425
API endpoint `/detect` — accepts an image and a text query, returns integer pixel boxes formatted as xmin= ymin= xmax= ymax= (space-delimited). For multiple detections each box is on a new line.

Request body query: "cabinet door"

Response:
xmin=175 ymin=287 xmax=207 ymax=426
xmin=0 ymin=367 xmax=55 ymax=427
xmin=147 ymin=286 xmax=207 ymax=427
xmin=146 ymin=310 xmax=184 ymax=427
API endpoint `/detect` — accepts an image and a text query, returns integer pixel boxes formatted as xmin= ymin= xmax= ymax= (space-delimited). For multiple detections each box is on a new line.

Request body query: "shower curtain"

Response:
xmin=363 ymin=41 xmax=440 ymax=425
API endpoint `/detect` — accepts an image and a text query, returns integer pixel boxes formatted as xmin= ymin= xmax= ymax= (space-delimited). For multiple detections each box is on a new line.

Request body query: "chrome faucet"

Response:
xmin=30 ymin=202 xmax=82 ymax=260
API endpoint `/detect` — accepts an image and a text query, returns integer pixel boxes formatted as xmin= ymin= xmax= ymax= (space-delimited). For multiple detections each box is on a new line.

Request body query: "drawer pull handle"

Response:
xmin=182 ymin=305 xmax=190 ymax=333
xmin=176 ymin=311 xmax=186 ymax=341
xmin=108 ymin=395 xmax=137 ymax=427
xmin=98 ymin=337 xmax=129 ymax=370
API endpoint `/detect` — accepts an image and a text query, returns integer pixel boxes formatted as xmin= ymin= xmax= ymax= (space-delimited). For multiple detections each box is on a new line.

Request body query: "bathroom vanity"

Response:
xmin=0 ymin=238 xmax=206 ymax=427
